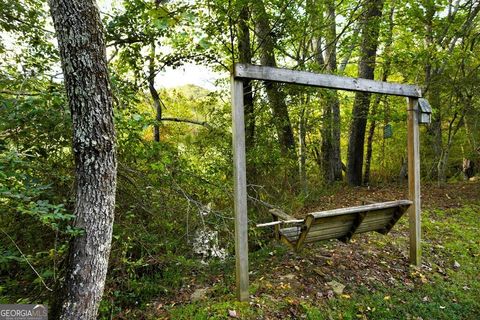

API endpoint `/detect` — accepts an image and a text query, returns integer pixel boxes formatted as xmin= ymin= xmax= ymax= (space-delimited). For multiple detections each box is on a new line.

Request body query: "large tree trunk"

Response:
xmin=253 ymin=0 xmax=296 ymax=157
xmin=363 ymin=2 xmax=395 ymax=185
xmin=346 ymin=0 xmax=384 ymax=186
xmin=49 ymin=1 xmax=117 ymax=319
xmin=320 ymin=0 xmax=342 ymax=183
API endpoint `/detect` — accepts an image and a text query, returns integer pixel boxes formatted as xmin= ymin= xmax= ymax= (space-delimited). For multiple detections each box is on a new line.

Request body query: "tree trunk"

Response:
xmin=299 ymin=105 xmax=307 ymax=193
xmin=149 ymin=43 xmax=162 ymax=142
xmin=253 ymin=0 xmax=296 ymax=157
xmin=346 ymin=0 xmax=384 ymax=186
xmin=437 ymin=148 xmax=449 ymax=184
xmin=363 ymin=96 xmax=379 ymax=185
xmin=321 ymin=0 xmax=342 ymax=183
xmin=363 ymin=3 xmax=395 ymax=185
xmin=238 ymin=6 xmax=255 ymax=150
xmin=48 ymin=1 xmax=117 ymax=319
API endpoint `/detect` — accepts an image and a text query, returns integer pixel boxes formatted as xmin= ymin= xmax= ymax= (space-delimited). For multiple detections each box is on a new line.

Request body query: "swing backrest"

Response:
xmin=274 ymin=200 xmax=412 ymax=251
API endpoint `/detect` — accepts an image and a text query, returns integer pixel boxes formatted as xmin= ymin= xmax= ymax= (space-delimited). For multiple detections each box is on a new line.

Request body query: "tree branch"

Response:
xmin=161 ymin=117 xmax=212 ymax=129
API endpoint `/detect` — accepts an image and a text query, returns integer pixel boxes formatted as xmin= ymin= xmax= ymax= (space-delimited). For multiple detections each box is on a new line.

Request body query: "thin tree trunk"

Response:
xmin=149 ymin=43 xmax=162 ymax=142
xmin=48 ymin=0 xmax=117 ymax=319
xmin=253 ymin=0 xmax=296 ymax=157
xmin=299 ymin=105 xmax=307 ymax=193
xmin=346 ymin=0 xmax=384 ymax=186
xmin=322 ymin=0 xmax=342 ymax=182
xmin=363 ymin=96 xmax=379 ymax=185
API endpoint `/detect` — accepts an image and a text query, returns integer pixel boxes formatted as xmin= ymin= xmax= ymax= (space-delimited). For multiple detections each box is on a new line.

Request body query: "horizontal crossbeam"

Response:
xmin=233 ymin=63 xmax=422 ymax=98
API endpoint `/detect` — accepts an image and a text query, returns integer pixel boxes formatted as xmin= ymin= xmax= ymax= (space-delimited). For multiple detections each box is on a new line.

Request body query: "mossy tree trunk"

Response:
xmin=48 ymin=0 xmax=117 ymax=318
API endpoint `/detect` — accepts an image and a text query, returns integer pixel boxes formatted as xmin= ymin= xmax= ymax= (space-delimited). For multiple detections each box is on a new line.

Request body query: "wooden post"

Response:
xmin=407 ymin=97 xmax=421 ymax=266
xmin=231 ymin=76 xmax=249 ymax=301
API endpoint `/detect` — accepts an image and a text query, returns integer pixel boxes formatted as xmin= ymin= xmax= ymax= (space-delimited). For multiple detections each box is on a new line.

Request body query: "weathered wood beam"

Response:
xmin=309 ymin=200 xmax=412 ymax=219
xmin=232 ymin=77 xmax=249 ymax=302
xmin=295 ymin=215 xmax=315 ymax=251
xmin=234 ymin=63 xmax=422 ymax=98
xmin=379 ymin=205 xmax=410 ymax=235
xmin=407 ymin=97 xmax=422 ymax=266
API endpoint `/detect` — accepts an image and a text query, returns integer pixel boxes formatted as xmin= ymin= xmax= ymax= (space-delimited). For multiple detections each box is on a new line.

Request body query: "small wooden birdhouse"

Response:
xmin=418 ymin=98 xmax=432 ymax=124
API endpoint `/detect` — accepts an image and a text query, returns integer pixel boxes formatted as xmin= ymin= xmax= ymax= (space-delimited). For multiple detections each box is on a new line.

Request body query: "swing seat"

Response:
xmin=270 ymin=200 xmax=412 ymax=251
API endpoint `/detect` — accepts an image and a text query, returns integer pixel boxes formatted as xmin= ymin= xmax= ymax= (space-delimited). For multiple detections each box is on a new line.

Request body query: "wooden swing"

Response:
xmin=265 ymin=200 xmax=412 ymax=251
xmin=231 ymin=63 xmax=426 ymax=301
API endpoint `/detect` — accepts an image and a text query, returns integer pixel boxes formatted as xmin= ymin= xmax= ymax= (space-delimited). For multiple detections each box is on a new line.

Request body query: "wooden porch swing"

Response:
xmin=266 ymin=200 xmax=412 ymax=251
xmin=230 ymin=63 xmax=427 ymax=301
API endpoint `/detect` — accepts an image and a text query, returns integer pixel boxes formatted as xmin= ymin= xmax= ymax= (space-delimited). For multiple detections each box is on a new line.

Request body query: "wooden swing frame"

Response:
xmin=231 ymin=63 xmax=422 ymax=301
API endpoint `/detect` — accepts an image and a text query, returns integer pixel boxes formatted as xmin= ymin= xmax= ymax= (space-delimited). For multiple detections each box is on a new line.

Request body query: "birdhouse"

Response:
xmin=418 ymin=98 xmax=432 ymax=124
xmin=383 ymin=123 xmax=393 ymax=139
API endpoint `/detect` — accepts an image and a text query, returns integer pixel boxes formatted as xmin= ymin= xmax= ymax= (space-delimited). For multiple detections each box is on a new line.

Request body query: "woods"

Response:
xmin=1 ymin=0 xmax=479 ymax=319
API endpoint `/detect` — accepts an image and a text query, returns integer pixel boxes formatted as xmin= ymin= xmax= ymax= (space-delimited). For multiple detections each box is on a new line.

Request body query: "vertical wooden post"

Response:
xmin=407 ymin=97 xmax=421 ymax=266
xmin=231 ymin=76 xmax=249 ymax=301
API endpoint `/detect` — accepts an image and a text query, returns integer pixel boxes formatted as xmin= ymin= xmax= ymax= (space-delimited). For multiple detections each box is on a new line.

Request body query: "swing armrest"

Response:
xmin=269 ymin=208 xmax=296 ymax=221
xmin=269 ymin=208 xmax=298 ymax=240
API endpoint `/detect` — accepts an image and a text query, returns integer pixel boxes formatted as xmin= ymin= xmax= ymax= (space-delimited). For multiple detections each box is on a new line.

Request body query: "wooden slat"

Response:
xmin=234 ymin=64 xmax=422 ymax=98
xmin=356 ymin=221 xmax=390 ymax=233
xmin=279 ymin=226 xmax=302 ymax=238
xmin=232 ymin=77 xmax=249 ymax=302
xmin=309 ymin=200 xmax=412 ymax=219
xmin=305 ymin=232 xmax=349 ymax=243
xmin=407 ymin=97 xmax=422 ymax=266
xmin=340 ymin=212 xmax=367 ymax=243
xmin=308 ymin=223 xmax=353 ymax=237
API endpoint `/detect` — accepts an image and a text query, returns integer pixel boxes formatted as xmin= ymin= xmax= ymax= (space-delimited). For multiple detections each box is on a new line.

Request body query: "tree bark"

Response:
xmin=253 ymin=0 xmax=296 ymax=157
xmin=149 ymin=43 xmax=162 ymax=142
xmin=346 ymin=0 xmax=384 ymax=186
xmin=48 ymin=1 xmax=117 ymax=319
xmin=320 ymin=0 xmax=342 ymax=183
xmin=298 ymin=105 xmax=307 ymax=192
xmin=238 ymin=6 xmax=255 ymax=150
xmin=363 ymin=2 xmax=395 ymax=185
xmin=363 ymin=96 xmax=380 ymax=185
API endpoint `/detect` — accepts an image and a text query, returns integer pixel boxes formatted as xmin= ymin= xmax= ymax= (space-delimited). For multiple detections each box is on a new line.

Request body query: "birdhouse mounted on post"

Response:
xmin=418 ymin=98 xmax=432 ymax=124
